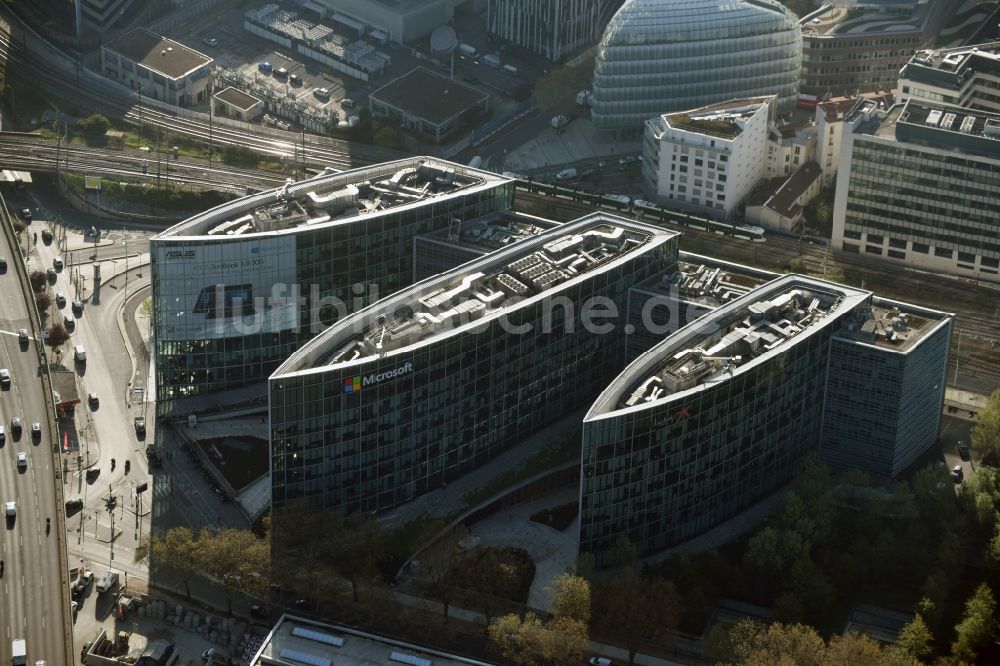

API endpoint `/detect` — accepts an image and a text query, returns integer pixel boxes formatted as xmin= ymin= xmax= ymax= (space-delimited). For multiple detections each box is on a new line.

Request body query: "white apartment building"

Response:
xmin=642 ymin=96 xmax=774 ymax=219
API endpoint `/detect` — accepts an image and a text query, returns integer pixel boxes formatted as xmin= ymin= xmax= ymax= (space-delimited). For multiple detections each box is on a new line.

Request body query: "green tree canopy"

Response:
xmin=951 ymin=582 xmax=997 ymax=662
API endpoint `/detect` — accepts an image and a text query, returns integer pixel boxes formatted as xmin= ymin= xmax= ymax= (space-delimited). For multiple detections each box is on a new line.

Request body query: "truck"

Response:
xmin=458 ymin=43 xmax=477 ymax=58
xmin=12 ymin=639 xmax=26 ymax=666
xmin=551 ymin=115 xmax=569 ymax=129
xmin=96 ymin=569 xmax=120 ymax=594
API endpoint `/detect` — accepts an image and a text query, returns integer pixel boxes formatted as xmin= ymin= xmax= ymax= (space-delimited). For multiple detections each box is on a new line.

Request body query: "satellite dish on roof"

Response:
xmin=431 ymin=26 xmax=458 ymax=56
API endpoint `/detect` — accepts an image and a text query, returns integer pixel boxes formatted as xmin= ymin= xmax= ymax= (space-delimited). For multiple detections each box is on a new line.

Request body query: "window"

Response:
xmin=912 ymin=242 xmax=929 ymax=254
xmin=887 ymin=249 xmax=905 ymax=259
xmin=934 ymin=247 xmax=953 ymax=258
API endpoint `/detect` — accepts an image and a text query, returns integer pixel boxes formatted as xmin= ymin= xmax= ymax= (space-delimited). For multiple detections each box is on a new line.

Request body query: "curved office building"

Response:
xmin=590 ymin=0 xmax=802 ymax=132
xmin=150 ymin=158 xmax=513 ymax=408
xmin=580 ymin=274 xmax=952 ymax=565
xmin=270 ymin=214 xmax=679 ymax=514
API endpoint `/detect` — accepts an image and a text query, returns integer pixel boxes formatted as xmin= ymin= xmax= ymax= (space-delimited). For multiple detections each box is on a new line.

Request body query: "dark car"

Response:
xmin=20 ymin=208 xmax=31 ymax=222
xmin=72 ymin=300 xmax=84 ymax=315
xmin=250 ymin=604 xmax=270 ymax=619
xmin=957 ymin=441 xmax=970 ymax=460
xmin=0 ymin=256 xmax=6 ymax=272
xmin=41 ymin=229 xmax=52 ymax=244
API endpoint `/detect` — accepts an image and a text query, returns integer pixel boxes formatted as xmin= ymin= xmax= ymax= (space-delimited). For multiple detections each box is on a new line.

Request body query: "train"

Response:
xmin=514 ymin=178 xmax=766 ymax=243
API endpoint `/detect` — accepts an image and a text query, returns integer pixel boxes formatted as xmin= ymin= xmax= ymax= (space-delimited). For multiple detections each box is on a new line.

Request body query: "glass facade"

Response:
xmin=580 ymin=314 xmax=835 ymax=565
xmin=580 ymin=277 xmax=953 ymax=565
xmin=590 ymin=0 xmax=801 ymax=131
xmin=839 ymin=139 xmax=1000 ymax=275
xmin=270 ymin=219 xmax=679 ymax=515
xmin=821 ymin=312 xmax=952 ymax=477
xmin=152 ymin=174 xmax=514 ymax=409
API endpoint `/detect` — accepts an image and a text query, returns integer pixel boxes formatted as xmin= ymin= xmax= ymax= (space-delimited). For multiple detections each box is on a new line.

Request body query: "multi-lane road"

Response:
xmin=0 ymin=203 xmax=70 ymax=666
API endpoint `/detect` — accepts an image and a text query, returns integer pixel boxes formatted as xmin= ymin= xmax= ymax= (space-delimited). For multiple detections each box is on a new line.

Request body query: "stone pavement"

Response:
xmin=468 ymin=486 xmax=580 ymax=610
xmin=504 ymin=116 xmax=642 ymax=173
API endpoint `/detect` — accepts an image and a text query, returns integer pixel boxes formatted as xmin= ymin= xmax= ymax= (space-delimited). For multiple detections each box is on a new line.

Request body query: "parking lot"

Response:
xmin=160 ymin=1 xmax=533 ymax=132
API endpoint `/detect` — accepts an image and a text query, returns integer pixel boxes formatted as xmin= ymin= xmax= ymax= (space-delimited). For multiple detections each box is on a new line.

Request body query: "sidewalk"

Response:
xmin=944 ymin=386 xmax=992 ymax=421
xmin=504 ymin=117 xmax=642 ymax=172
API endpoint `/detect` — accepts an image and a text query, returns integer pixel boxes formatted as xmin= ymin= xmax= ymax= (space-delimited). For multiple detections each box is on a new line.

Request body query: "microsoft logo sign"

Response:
xmin=343 ymin=362 xmax=414 ymax=393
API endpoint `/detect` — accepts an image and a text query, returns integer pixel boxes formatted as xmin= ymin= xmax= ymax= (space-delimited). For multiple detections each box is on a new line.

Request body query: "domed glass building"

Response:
xmin=591 ymin=0 xmax=802 ymax=133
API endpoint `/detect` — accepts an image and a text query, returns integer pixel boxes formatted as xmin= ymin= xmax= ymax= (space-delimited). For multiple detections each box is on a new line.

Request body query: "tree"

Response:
xmin=539 ymin=616 xmax=588 ymax=666
xmin=35 ymin=293 xmax=52 ymax=315
xmin=547 ymin=573 xmax=590 ymax=625
xmin=200 ymin=527 xmax=270 ymax=615
xmin=488 ymin=612 xmax=544 ymax=665
xmin=725 ymin=619 xmax=826 ymax=666
xmin=457 ymin=549 xmax=522 ymax=626
xmin=414 ymin=523 xmax=470 ymax=622
xmin=29 ymin=270 xmax=46 ymax=292
xmin=333 ymin=513 xmax=387 ymax=603
xmin=822 ymin=632 xmax=883 ymax=665
xmin=972 ymin=389 xmax=1000 ymax=465
xmin=593 ymin=570 xmax=681 ymax=665
xmin=138 ymin=527 xmax=203 ymax=600
xmin=77 ymin=113 xmax=110 ymax=137
xmin=895 ymin=613 xmax=933 ymax=662
xmin=609 ymin=535 xmax=638 ymax=571
xmin=45 ymin=323 xmax=70 ymax=353
xmin=951 ymin=582 xmax=997 ymax=662
xmin=270 ymin=503 xmax=343 ymax=606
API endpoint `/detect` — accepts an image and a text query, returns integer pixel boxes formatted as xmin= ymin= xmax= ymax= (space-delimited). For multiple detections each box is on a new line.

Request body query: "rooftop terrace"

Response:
xmin=801 ymin=0 xmax=930 ymax=37
xmin=158 ymin=157 xmax=507 ymax=238
xmin=275 ymin=214 xmax=676 ymax=376
xmin=659 ymin=97 xmax=773 ymax=141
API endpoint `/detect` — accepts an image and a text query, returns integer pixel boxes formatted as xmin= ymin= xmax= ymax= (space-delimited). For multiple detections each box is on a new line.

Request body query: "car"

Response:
xmin=341 ymin=97 xmax=355 ymax=108
xmin=66 ymin=497 xmax=83 ymax=510
xmin=18 ymin=328 xmax=28 ymax=344
xmin=72 ymin=300 xmax=83 ymax=315
xmin=952 ymin=464 xmax=964 ymax=482
xmin=5 ymin=501 xmax=15 ymax=517
xmin=88 ymin=392 xmax=99 ymax=407
xmin=53 ymin=256 xmax=63 ymax=270
xmin=0 ymin=368 xmax=9 ymax=387
xmin=16 ymin=452 xmax=26 ymax=470
xmin=71 ymin=600 xmax=78 ymax=616
xmin=957 ymin=441 xmax=970 ymax=460
xmin=46 ymin=267 xmax=57 ymax=282
xmin=63 ymin=314 xmax=75 ymax=330
xmin=258 ymin=61 xmax=272 ymax=74
xmin=589 ymin=659 xmax=613 ymax=666
xmin=20 ymin=208 xmax=31 ymax=222
xmin=250 ymin=604 xmax=270 ymax=619
xmin=288 ymin=73 xmax=301 ymax=85
xmin=202 ymin=36 xmax=218 ymax=47
xmin=56 ymin=291 xmax=66 ymax=307
xmin=202 ymin=648 xmax=216 ymax=661
xmin=275 ymin=66 xmax=288 ymax=78
xmin=81 ymin=569 xmax=94 ymax=585
xmin=314 ymin=87 xmax=330 ymax=100
xmin=0 ymin=256 xmax=6 ymax=271
xmin=0 ymin=426 xmax=5 ymax=443
xmin=31 ymin=422 xmax=40 ymax=440
xmin=10 ymin=417 xmax=21 ymax=434
xmin=41 ymin=229 xmax=52 ymax=244
xmin=134 ymin=416 xmax=146 ymax=436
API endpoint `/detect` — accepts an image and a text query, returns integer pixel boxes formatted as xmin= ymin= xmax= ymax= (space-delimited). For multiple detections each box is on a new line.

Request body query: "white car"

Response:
xmin=17 ymin=452 xmax=26 ymax=470
xmin=202 ymin=36 xmax=218 ymax=47
xmin=56 ymin=291 xmax=66 ymax=307
xmin=4 ymin=501 xmax=15 ymax=517
xmin=53 ymin=256 xmax=63 ymax=270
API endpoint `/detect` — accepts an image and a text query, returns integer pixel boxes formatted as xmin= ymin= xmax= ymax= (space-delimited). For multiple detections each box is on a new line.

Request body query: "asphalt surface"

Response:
xmin=0 ymin=205 xmax=70 ymax=666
